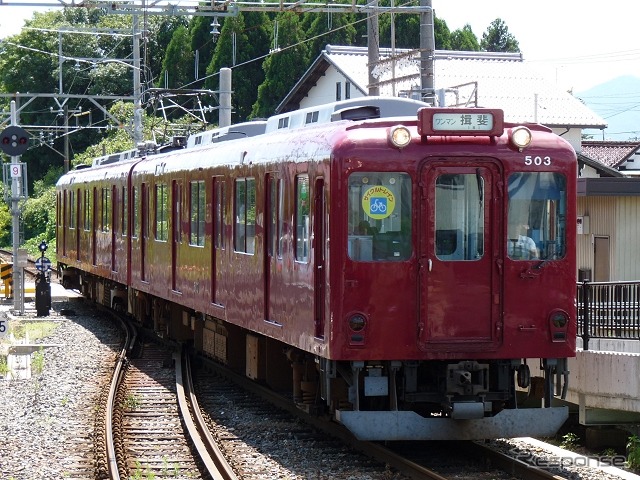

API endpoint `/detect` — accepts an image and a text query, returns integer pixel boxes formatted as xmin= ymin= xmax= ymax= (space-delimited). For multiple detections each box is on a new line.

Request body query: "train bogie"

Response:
xmin=56 ymin=97 xmax=577 ymax=440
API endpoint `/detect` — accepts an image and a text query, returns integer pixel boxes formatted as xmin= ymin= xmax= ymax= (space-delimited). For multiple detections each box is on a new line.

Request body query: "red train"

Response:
xmin=56 ymin=97 xmax=577 ymax=440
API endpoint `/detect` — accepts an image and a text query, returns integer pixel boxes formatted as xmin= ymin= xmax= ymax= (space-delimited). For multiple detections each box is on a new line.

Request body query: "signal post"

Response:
xmin=1 ymin=101 xmax=30 ymax=314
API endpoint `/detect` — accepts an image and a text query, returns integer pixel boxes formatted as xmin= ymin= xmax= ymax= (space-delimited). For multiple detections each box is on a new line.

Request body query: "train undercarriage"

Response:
xmin=61 ymin=266 xmax=570 ymax=441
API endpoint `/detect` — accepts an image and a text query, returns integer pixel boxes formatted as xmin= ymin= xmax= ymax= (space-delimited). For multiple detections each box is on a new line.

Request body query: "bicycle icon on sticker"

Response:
xmin=370 ymin=198 xmax=387 ymax=213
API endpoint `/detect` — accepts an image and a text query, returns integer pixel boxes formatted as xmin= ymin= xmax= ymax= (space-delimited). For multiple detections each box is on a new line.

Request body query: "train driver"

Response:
xmin=507 ymin=223 xmax=539 ymax=260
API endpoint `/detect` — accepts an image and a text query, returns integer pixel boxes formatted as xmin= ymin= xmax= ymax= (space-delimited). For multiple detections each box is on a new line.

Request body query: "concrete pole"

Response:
xmin=219 ymin=68 xmax=232 ymax=127
xmin=420 ymin=0 xmax=435 ymax=104
xmin=367 ymin=0 xmax=380 ymax=96
xmin=10 ymin=101 xmax=24 ymax=314
xmin=132 ymin=13 xmax=143 ymax=146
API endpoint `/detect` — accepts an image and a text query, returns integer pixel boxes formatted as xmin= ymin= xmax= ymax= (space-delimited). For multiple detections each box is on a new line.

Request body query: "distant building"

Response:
xmin=277 ymin=45 xmax=607 ymax=152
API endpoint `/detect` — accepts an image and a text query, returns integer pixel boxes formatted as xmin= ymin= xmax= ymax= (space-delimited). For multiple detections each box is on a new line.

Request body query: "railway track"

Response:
xmin=102 ymin=315 xmax=236 ymax=480
xmin=94 ymin=312 xmax=620 ymax=480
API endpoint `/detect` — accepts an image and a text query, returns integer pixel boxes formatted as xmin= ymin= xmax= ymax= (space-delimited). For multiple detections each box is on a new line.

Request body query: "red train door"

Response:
xmin=313 ymin=178 xmax=326 ymax=338
xmin=141 ymin=183 xmax=147 ymax=281
xmin=264 ymin=174 xmax=281 ymax=323
xmin=111 ymin=185 xmax=117 ymax=272
xmin=171 ymin=180 xmax=181 ymax=292
xmin=418 ymin=162 xmax=502 ymax=351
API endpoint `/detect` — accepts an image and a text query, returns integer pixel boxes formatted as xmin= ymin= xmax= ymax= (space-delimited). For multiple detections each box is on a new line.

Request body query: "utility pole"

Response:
xmin=420 ymin=0 xmax=435 ymax=104
xmin=132 ymin=13 xmax=143 ymax=146
xmin=9 ymin=101 xmax=25 ymax=314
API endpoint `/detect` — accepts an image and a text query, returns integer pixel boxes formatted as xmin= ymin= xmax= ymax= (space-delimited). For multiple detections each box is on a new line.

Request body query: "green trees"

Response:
xmin=0 ymin=7 xmax=520 ymax=251
xmin=480 ymin=18 xmax=520 ymax=53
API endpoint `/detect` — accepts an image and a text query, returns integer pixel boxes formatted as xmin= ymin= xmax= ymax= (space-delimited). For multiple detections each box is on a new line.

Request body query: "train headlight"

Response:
xmin=509 ymin=126 xmax=532 ymax=150
xmin=388 ymin=125 xmax=411 ymax=149
xmin=348 ymin=313 xmax=367 ymax=332
xmin=549 ymin=310 xmax=570 ymax=342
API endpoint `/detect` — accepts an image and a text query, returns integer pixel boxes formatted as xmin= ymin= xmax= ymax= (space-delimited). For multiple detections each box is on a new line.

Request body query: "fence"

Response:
xmin=577 ymin=280 xmax=640 ymax=350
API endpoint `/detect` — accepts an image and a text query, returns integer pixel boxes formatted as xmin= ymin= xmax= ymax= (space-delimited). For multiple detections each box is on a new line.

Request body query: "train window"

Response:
xmin=435 ymin=174 xmax=484 ymax=261
xmin=83 ymin=189 xmax=91 ymax=231
xmin=295 ymin=175 xmax=310 ymax=262
xmin=101 ymin=187 xmax=110 ymax=232
xmin=190 ymin=180 xmax=206 ymax=247
xmin=507 ymin=172 xmax=567 ymax=261
xmin=122 ymin=186 xmax=128 ymax=237
xmin=234 ymin=178 xmax=256 ymax=254
xmin=213 ymin=178 xmax=224 ymax=249
xmin=131 ymin=187 xmax=138 ymax=238
xmin=69 ymin=190 xmax=76 ymax=229
xmin=347 ymin=172 xmax=412 ymax=262
xmin=155 ymin=183 xmax=168 ymax=242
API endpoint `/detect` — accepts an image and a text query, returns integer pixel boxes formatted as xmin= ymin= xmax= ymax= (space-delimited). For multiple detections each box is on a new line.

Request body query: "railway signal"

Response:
xmin=0 ymin=126 xmax=30 ymax=156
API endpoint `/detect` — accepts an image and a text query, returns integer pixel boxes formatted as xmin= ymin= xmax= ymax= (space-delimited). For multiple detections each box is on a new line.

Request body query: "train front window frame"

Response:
xmin=507 ymin=172 xmax=567 ymax=261
xmin=347 ymin=172 xmax=412 ymax=262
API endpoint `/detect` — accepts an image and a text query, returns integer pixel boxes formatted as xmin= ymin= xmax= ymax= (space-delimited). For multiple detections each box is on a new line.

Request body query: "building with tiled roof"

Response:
xmin=277 ymin=45 xmax=607 ymax=151
xmin=581 ymin=141 xmax=640 ymax=173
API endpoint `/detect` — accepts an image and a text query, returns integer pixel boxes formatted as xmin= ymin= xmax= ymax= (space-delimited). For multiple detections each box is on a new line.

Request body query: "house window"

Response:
xmin=278 ymin=117 xmax=289 ymax=129
xmin=305 ymin=111 xmax=319 ymax=125
xmin=345 ymin=82 xmax=351 ymax=100
xmin=336 ymin=82 xmax=342 ymax=101
xmin=155 ymin=183 xmax=168 ymax=242
xmin=190 ymin=180 xmax=206 ymax=247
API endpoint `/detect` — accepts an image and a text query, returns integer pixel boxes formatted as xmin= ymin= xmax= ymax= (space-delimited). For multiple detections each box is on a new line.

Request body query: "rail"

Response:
xmin=577 ymin=280 xmax=640 ymax=350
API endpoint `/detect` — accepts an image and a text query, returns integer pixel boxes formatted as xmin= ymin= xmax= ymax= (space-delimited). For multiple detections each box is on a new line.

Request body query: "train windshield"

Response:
xmin=507 ymin=172 xmax=567 ymax=261
xmin=347 ymin=172 xmax=412 ymax=261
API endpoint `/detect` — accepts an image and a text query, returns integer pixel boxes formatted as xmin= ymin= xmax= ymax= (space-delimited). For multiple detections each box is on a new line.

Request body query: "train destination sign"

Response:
xmin=417 ymin=107 xmax=504 ymax=137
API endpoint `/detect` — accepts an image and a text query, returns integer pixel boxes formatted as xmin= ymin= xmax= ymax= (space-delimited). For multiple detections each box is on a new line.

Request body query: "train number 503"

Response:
xmin=524 ymin=155 xmax=551 ymax=166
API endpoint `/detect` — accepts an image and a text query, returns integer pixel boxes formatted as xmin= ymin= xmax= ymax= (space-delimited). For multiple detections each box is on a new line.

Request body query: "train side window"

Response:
xmin=213 ymin=178 xmax=224 ymax=249
xmin=69 ymin=190 xmax=76 ymax=229
xmin=122 ymin=186 xmax=128 ymax=237
xmin=101 ymin=187 xmax=110 ymax=232
xmin=435 ymin=174 xmax=484 ymax=261
xmin=507 ymin=172 xmax=567 ymax=261
xmin=347 ymin=172 xmax=412 ymax=262
xmin=131 ymin=186 xmax=138 ymax=238
xmin=234 ymin=177 xmax=256 ymax=254
xmin=190 ymin=180 xmax=206 ymax=247
xmin=295 ymin=175 xmax=310 ymax=262
xmin=84 ymin=189 xmax=91 ymax=231
xmin=155 ymin=183 xmax=168 ymax=242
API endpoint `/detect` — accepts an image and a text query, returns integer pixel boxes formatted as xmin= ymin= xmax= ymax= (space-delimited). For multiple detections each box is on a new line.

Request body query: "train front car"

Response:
xmin=326 ymin=107 xmax=576 ymax=441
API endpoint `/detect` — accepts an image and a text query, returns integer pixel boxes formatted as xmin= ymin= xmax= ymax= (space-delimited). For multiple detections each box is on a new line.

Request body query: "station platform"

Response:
xmin=565 ymin=340 xmax=640 ymax=426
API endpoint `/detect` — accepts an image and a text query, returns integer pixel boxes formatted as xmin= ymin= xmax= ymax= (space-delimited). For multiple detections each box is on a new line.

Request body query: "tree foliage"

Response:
xmin=480 ymin=18 xmax=520 ymax=53
xmin=0 ymin=7 xmax=521 ymax=251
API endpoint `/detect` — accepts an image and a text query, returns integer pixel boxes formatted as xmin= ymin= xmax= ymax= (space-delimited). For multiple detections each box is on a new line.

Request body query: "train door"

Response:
xmin=111 ymin=185 xmax=117 ymax=272
xmin=75 ymin=190 xmax=80 ymax=260
xmin=264 ymin=174 xmax=282 ymax=323
xmin=418 ymin=162 xmax=502 ymax=350
xmin=313 ymin=178 xmax=326 ymax=338
xmin=211 ymin=177 xmax=224 ymax=305
xmin=171 ymin=180 xmax=181 ymax=291
xmin=141 ymin=183 xmax=148 ymax=281
xmin=92 ymin=187 xmax=97 ymax=266
xmin=62 ymin=190 xmax=67 ymax=257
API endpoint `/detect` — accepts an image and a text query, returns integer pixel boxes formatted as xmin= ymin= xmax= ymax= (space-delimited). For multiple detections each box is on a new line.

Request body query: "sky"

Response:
xmin=1 ymin=0 xmax=638 ymax=93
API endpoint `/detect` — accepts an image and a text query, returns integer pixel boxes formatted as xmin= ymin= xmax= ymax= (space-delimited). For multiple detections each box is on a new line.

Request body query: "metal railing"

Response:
xmin=577 ymin=280 xmax=640 ymax=350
